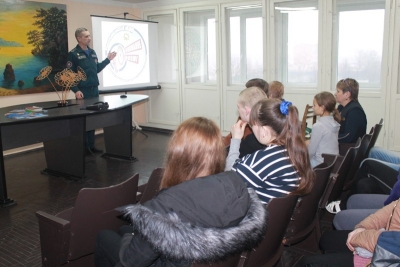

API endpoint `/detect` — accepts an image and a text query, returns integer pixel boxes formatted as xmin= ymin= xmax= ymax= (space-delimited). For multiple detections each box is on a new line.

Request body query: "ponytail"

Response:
xmin=332 ymin=109 xmax=341 ymax=123
xmin=279 ymin=105 xmax=315 ymax=195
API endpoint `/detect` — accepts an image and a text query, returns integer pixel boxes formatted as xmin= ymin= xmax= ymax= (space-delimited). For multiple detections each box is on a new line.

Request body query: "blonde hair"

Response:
xmin=238 ymin=86 xmax=267 ymax=108
xmin=160 ymin=117 xmax=226 ymax=189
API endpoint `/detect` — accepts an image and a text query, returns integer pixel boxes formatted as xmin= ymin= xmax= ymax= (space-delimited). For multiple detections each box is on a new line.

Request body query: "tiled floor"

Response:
xmin=0 ymin=129 xmax=333 ymax=267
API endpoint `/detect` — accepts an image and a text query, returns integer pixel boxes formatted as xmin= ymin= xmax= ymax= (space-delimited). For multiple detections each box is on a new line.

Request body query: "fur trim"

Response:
xmin=124 ymin=188 xmax=267 ymax=263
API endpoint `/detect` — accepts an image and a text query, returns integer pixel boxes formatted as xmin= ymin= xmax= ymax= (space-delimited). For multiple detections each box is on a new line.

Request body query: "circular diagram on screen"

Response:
xmin=105 ymin=25 xmax=148 ymax=81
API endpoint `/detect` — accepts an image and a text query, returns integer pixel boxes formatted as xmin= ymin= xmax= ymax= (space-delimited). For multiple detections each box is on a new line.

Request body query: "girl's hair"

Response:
xmin=336 ymin=78 xmax=359 ymax=101
xmin=268 ymin=81 xmax=284 ymax=99
xmin=249 ymin=99 xmax=315 ymax=195
xmin=160 ymin=117 xmax=226 ymax=189
xmin=314 ymin=91 xmax=341 ymax=122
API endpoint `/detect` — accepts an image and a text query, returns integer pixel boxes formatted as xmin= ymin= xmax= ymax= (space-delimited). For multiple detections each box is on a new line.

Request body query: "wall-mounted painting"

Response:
xmin=0 ymin=1 xmax=67 ymax=96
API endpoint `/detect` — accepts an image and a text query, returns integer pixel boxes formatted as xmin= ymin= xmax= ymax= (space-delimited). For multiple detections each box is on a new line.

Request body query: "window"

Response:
xmin=335 ymin=0 xmax=385 ymax=88
xmin=148 ymin=14 xmax=177 ymax=83
xmin=274 ymin=0 xmax=319 ymax=85
xmin=183 ymin=10 xmax=216 ymax=83
xmin=226 ymin=5 xmax=263 ymax=84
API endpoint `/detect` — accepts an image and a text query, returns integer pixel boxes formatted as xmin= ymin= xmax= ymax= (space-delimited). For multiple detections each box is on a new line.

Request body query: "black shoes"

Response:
xmin=85 ymin=147 xmax=103 ymax=156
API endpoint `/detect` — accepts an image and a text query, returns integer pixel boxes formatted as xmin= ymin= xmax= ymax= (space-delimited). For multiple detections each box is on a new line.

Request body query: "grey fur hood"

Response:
xmin=123 ymin=175 xmax=267 ymax=263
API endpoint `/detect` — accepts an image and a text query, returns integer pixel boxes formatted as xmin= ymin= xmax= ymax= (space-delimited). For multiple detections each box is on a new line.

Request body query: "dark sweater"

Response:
xmin=337 ymin=100 xmax=367 ymax=143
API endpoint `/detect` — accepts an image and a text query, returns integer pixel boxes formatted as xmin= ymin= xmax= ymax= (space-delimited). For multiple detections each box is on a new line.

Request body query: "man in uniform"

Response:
xmin=67 ymin=27 xmax=117 ymax=155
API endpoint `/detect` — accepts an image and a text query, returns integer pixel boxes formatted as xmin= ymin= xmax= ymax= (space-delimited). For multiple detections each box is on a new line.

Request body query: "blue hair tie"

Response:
xmin=280 ymin=100 xmax=292 ymax=116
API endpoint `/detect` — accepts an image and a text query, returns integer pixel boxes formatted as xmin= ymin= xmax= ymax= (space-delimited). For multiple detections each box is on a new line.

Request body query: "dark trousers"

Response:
xmin=340 ymin=159 xmax=398 ymax=209
xmin=86 ymin=130 xmax=95 ymax=149
xmin=299 ymin=230 xmax=353 ymax=267
xmin=94 ymin=225 xmax=133 ymax=267
xmin=78 ymin=88 xmax=99 ymax=150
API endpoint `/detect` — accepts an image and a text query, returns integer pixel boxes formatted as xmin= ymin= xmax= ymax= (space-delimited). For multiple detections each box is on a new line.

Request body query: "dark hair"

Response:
xmin=314 ymin=91 xmax=341 ymax=122
xmin=246 ymin=78 xmax=269 ymax=95
xmin=249 ymin=99 xmax=315 ymax=195
xmin=160 ymin=117 xmax=225 ymax=189
xmin=336 ymin=78 xmax=359 ymax=101
xmin=268 ymin=81 xmax=284 ymax=99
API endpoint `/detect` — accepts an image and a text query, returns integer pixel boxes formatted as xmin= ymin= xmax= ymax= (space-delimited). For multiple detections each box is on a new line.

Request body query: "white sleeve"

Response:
xmin=225 ymin=138 xmax=241 ymax=171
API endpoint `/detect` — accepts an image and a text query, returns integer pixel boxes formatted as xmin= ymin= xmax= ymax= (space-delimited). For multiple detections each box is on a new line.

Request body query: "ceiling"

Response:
xmin=93 ymin=0 xmax=200 ymax=9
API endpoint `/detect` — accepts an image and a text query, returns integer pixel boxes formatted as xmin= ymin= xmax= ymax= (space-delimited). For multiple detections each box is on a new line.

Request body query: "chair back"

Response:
xmin=342 ymin=132 xmax=373 ymax=191
xmin=242 ymin=194 xmax=299 ymax=267
xmin=325 ymin=144 xmax=358 ymax=203
xmin=139 ymin=168 xmax=164 ymax=204
xmin=365 ymin=119 xmax=384 ymax=158
xmin=67 ymin=174 xmax=139 ymax=260
xmin=283 ymin=158 xmax=336 ymax=246
xmin=301 ymin=104 xmax=316 ymax=140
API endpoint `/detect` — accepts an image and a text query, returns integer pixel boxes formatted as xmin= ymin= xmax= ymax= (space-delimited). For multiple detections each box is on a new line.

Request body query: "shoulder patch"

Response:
xmin=66 ymin=61 xmax=72 ymax=68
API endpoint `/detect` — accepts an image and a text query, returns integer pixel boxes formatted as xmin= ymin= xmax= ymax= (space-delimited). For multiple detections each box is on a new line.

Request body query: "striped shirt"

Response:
xmin=232 ymin=144 xmax=301 ymax=204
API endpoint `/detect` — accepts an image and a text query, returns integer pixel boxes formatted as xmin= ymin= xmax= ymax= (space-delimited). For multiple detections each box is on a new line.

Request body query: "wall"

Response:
xmin=1 ymin=0 xmax=148 ymax=154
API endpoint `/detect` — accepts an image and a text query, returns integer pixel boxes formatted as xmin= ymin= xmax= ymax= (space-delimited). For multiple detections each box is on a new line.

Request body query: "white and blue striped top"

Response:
xmin=231 ymin=144 xmax=301 ymax=204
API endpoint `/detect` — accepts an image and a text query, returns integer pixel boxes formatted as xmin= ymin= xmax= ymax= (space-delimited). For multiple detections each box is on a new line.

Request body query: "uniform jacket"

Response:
xmin=308 ymin=116 xmax=340 ymax=167
xmin=337 ymin=100 xmax=367 ymax=143
xmin=66 ymin=44 xmax=110 ymax=93
xmin=118 ymin=171 xmax=268 ymax=267
xmin=352 ymin=199 xmax=400 ymax=253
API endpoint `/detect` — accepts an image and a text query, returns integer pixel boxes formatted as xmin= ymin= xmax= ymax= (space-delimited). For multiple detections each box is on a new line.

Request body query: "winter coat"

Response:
xmin=119 ymin=171 xmax=268 ymax=267
xmin=308 ymin=116 xmax=340 ymax=167
xmin=351 ymin=199 xmax=400 ymax=253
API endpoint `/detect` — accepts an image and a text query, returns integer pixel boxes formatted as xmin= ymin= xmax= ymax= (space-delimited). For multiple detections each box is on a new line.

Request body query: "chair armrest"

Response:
xmin=36 ymin=211 xmax=71 ymax=266
xmin=136 ymin=183 xmax=148 ymax=203
xmin=322 ymin=153 xmax=343 ymax=174
xmin=319 ymin=173 xmax=338 ymax=209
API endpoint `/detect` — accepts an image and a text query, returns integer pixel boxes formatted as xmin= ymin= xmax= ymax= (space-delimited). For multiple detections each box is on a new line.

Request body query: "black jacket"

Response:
xmin=338 ymin=100 xmax=367 ymax=143
xmin=119 ymin=171 xmax=268 ymax=267
xmin=66 ymin=45 xmax=110 ymax=93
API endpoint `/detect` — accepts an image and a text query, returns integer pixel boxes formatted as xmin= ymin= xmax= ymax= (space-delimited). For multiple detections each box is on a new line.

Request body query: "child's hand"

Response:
xmin=346 ymin=228 xmax=365 ymax=251
xmin=231 ymin=120 xmax=247 ymax=139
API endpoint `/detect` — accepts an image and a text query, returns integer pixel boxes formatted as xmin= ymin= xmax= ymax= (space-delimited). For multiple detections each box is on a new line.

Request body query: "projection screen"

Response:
xmin=91 ymin=16 xmax=159 ymax=93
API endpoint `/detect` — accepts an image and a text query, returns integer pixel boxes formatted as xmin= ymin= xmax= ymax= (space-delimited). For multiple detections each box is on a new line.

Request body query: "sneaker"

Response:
xmin=90 ymin=147 xmax=103 ymax=154
xmin=325 ymin=200 xmax=341 ymax=214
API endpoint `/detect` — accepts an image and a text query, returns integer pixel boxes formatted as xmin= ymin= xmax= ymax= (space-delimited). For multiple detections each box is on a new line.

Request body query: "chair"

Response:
xmin=36 ymin=174 xmax=139 ymax=267
xmin=301 ymin=104 xmax=316 ymax=140
xmin=241 ymin=194 xmax=299 ymax=267
xmin=282 ymin=156 xmax=337 ymax=252
xmin=364 ymin=118 xmax=384 ymax=158
xmin=136 ymin=167 xmax=164 ymax=204
xmin=323 ymin=144 xmax=358 ymax=205
xmin=342 ymin=131 xmax=373 ymax=191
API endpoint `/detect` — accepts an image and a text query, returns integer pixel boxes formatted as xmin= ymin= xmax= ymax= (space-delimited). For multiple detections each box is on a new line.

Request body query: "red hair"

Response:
xmin=160 ymin=117 xmax=226 ymax=189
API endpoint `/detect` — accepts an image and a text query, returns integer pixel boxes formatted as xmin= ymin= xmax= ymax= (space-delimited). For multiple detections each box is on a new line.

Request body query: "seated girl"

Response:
xmin=307 ymin=91 xmax=341 ymax=167
xmin=94 ymin=117 xmax=267 ymax=267
xmin=225 ymin=98 xmax=314 ymax=204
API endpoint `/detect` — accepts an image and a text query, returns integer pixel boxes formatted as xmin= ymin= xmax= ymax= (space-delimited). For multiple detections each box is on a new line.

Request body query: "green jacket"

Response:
xmin=66 ymin=45 xmax=110 ymax=94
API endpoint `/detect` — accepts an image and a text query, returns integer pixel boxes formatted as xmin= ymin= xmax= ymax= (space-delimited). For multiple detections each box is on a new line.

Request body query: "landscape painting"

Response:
xmin=0 ymin=1 xmax=67 ymax=96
